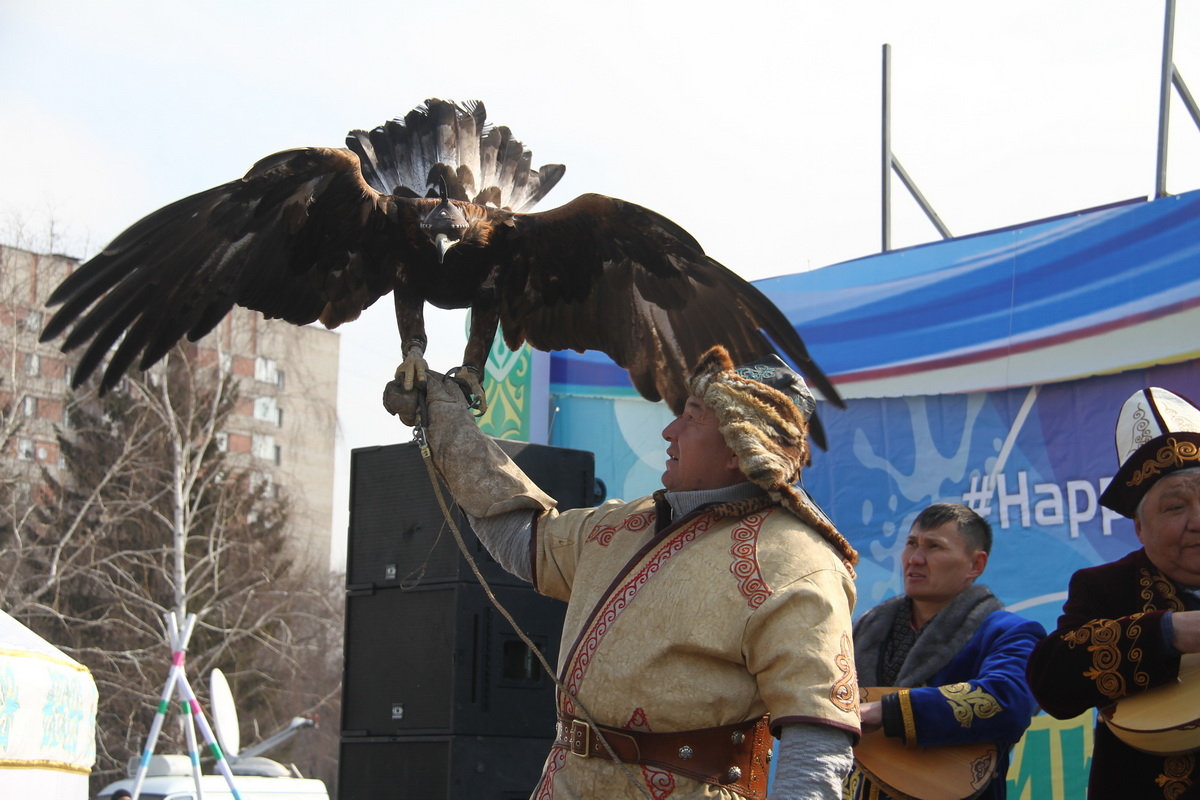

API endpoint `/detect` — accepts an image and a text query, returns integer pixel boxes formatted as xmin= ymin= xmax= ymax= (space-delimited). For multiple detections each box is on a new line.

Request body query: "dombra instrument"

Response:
xmin=853 ymin=686 xmax=998 ymax=800
xmin=1101 ymin=652 xmax=1200 ymax=755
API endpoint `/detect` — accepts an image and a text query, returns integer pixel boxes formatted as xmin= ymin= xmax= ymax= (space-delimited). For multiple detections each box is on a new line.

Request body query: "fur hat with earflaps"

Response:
xmin=688 ymin=346 xmax=858 ymax=573
xmin=1099 ymin=387 xmax=1200 ymax=518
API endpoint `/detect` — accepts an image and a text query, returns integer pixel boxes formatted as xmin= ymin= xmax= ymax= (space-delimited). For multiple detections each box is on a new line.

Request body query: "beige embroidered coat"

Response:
xmin=529 ymin=493 xmax=859 ymax=799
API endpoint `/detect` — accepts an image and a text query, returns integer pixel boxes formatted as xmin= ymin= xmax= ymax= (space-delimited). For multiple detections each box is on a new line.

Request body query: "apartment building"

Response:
xmin=0 ymin=244 xmax=339 ymax=571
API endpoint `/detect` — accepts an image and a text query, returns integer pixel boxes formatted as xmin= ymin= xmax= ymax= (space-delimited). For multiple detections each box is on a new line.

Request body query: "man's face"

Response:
xmin=1135 ymin=471 xmax=1200 ymax=585
xmin=902 ymin=520 xmax=987 ymax=608
xmin=660 ymin=395 xmax=744 ymax=492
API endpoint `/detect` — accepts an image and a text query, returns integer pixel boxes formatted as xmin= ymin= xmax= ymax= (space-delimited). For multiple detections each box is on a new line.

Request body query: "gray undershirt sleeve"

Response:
xmin=465 ymin=509 xmax=536 ymax=582
xmin=772 ymin=724 xmax=854 ymax=799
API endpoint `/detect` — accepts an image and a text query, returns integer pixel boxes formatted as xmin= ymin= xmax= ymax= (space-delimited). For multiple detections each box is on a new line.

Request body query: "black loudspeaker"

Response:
xmin=341 ymin=580 xmax=563 ymax=737
xmin=347 ymin=440 xmax=597 ymax=589
xmin=341 ymin=439 xmax=596 ymax=799
xmin=339 ymin=735 xmax=550 ymax=800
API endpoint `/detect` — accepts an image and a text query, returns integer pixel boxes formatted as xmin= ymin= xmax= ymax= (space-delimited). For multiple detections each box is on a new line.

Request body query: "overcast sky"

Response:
xmin=3 ymin=1 xmax=1198 ymax=569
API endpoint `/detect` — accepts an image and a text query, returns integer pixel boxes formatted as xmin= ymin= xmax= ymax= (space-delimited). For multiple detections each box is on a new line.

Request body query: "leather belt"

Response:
xmin=553 ymin=712 xmax=771 ymax=799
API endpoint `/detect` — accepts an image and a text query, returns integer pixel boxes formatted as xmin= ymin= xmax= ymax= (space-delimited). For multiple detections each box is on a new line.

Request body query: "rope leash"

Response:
xmin=413 ymin=396 xmax=654 ymax=800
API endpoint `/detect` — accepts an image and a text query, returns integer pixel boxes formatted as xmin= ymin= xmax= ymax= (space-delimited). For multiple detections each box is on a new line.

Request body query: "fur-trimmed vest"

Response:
xmin=854 ymin=584 xmax=1002 ymax=687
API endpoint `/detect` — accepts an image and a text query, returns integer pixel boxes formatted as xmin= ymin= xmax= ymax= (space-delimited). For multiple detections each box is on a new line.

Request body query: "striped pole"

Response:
xmin=129 ymin=613 xmax=196 ymax=800
xmin=181 ymin=699 xmax=205 ymax=799
xmin=177 ymin=670 xmax=243 ymax=800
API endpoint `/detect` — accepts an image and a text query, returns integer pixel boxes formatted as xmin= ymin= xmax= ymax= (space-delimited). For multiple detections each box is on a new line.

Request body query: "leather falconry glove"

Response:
xmin=383 ymin=373 xmax=555 ymax=519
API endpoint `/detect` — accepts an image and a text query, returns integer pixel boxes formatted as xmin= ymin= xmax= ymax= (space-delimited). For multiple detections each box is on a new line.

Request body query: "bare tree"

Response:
xmin=1 ymin=347 xmax=341 ymax=794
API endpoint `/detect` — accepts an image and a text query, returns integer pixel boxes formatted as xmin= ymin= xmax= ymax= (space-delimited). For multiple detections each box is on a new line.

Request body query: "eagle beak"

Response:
xmin=434 ymin=233 xmax=458 ymax=263
xmin=421 ymin=198 xmax=469 ymax=263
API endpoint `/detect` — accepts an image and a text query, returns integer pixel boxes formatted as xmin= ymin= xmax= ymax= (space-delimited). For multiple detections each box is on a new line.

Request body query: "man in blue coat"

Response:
xmin=844 ymin=503 xmax=1044 ymax=800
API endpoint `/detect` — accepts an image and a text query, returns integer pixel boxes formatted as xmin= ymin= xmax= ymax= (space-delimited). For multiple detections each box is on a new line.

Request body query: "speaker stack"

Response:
xmin=339 ymin=440 xmax=597 ymax=800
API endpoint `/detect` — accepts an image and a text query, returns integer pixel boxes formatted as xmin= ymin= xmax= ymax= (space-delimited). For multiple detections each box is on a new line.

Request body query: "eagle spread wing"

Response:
xmin=40 ymin=98 xmax=842 ymax=441
xmin=496 ymin=193 xmax=840 ymax=412
xmin=39 ymin=147 xmax=421 ymax=386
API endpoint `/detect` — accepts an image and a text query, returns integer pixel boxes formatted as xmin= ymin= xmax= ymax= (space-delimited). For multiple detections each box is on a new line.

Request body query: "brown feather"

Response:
xmin=40 ymin=99 xmax=842 ymax=441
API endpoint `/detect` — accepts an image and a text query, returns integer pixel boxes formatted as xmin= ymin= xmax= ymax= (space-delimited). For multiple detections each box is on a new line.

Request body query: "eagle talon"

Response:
xmin=395 ymin=344 xmax=429 ymax=391
xmin=446 ymin=366 xmax=488 ymax=415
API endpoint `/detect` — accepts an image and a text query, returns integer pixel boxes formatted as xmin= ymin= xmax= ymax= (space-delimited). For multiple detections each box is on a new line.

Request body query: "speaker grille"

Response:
xmin=346 ymin=441 xmax=595 ymax=588
xmin=342 ymin=582 xmax=562 ymax=737
xmin=338 ymin=736 xmax=552 ymax=800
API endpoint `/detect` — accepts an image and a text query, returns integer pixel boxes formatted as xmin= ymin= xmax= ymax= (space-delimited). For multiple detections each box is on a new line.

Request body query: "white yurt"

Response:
xmin=0 ymin=609 xmax=97 ymax=799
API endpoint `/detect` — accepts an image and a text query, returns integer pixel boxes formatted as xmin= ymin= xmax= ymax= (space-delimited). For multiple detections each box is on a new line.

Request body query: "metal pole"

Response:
xmin=882 ymin=43 xmax=892 ymax=252
xmin=1156 ymin=0 xmax=1176 ymax=198
xmin=1172 ymin=70 xmax=1200 ymax=133
xmin=893 ymin=157 xmax=953 ymax=239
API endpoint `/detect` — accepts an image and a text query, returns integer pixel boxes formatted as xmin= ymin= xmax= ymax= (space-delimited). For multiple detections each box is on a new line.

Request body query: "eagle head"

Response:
xmin=420 ymin=199 xmax=469 ymax=262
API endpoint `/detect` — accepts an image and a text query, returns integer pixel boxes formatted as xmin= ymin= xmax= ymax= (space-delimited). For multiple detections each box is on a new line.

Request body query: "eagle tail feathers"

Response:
xmin=346 ymin=99 xmax=564 ymax=211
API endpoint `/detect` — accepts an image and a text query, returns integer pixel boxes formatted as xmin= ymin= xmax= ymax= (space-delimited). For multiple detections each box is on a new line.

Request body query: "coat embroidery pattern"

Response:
xmin=938 ymin=682 xmax=1002 ymax=728
xmin=561 ymin=515 xmax=715 ymax=716
xmin=586 ymin=510 xmax=655 ymax=547
xmin=1156 ymin=754 xmax=1195 ymax=799
xmin=535 ymin=745 xmax=567 ymax=800
xmin=831 ymin=633 xmax=858 ymax=713
xmin=842 ymin=769 xmax=883 ymax=800
xmin=1063 ymin=616 xmax=1149 ymax=699
xmin=1139 ymin=568 xmax=1186 ymax=613
xmin=625 ymin=708 xmax=675 ymax=800
xmin=1139 ymin=567 xmax=1192 ymax=799
xmin=729 ymin=513 xmax=770 ymax=609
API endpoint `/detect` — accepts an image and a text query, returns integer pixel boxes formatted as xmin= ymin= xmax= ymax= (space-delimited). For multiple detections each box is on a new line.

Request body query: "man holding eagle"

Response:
xmin=389 ymin=349 xmax=860 ymax=799
xmin=40 ymin=99 xmax=861 ymax=798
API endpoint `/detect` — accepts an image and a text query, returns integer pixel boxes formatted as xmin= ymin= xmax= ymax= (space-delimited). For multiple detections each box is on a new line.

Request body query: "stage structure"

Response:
xmin=549 ymin=187 xmax=1200 ymax=799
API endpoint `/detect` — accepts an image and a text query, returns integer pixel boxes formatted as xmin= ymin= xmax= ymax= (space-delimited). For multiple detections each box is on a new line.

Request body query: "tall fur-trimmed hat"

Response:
xmin=688 ymin=346 xmax=857 ymax=571
xmin=1099 ymin=387 xmax=1200 ymax=518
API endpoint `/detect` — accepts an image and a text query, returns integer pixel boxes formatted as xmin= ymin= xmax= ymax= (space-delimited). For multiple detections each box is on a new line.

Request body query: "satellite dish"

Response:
xmin=210 ymin=668 xmax=241 ymax=758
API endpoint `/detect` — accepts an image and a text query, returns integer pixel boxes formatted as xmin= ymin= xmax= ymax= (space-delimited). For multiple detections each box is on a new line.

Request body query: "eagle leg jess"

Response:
xmin=446 ymin=364 xmax=487 ymax=415
xmin=452 ymin=297 xmax=500 ymax=416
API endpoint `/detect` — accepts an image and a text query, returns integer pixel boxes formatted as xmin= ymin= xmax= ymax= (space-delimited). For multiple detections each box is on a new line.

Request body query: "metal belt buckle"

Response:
xmin=569 ymin=719 xmax=591 ymax=757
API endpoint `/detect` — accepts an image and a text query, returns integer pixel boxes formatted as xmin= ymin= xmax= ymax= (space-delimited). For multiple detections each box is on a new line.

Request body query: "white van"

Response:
xmin=96 ymin=755 xmax=329 ymax=800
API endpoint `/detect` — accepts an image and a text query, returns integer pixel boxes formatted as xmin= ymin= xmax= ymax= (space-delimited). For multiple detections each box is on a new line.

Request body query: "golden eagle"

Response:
xmin=40 ymin=99 xmax=842 ymax=438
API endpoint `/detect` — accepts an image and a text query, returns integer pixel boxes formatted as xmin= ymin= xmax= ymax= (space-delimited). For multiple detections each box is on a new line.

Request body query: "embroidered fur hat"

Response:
xmin=1098 ymin=387 xmax=1200 ymax=518
xmin=688 ymin=346 xmax=857 ymax=570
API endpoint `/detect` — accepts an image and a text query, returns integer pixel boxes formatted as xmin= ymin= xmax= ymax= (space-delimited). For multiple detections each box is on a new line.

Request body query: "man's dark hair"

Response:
xmin=912 ymin=502 xmax=993 ymax=555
